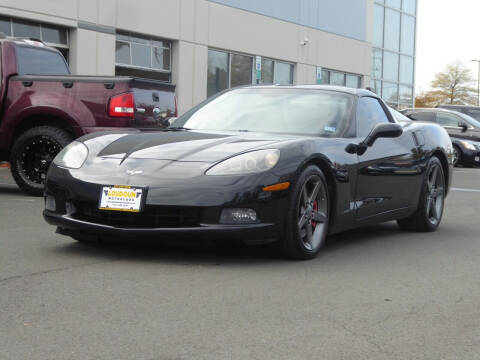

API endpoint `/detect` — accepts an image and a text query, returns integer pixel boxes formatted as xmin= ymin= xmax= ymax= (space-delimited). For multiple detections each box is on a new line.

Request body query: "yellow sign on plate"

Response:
xmin=99 ymin=185 xmax=144 ymax=212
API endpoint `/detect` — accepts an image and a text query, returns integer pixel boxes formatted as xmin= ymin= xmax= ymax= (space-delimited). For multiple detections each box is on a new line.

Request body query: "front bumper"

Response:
xmin=43 ymin=162 xmax=291 ymax=242
xmin=44 ymin=210 xmax=276 ymax=241
xmin=460 ymin=148 xmax=480 ymax=167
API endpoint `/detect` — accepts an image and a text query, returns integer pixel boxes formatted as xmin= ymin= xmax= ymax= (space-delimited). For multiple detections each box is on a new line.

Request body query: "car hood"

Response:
xmin=92 ymin=130 xmax=296 ymax=163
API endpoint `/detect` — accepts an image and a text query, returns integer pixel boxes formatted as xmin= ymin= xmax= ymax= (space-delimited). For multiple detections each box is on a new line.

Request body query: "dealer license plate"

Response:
xmin=99 ymin=185 xmax=145 ymax=212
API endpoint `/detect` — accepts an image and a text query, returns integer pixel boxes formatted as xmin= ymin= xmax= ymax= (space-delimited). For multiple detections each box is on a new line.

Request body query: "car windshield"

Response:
xmin=457 ymin=112 xmax=480 ymax=128
xmin=389 ymin=107 xmax=411 ymax=123
xmin=175 ymin=88 xmax=354 ymax=137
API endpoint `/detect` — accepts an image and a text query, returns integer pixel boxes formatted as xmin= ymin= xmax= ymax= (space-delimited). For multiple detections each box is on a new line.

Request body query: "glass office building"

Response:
xmin=371 ymin=0 xmax=417 ymax=109
xmin=0 ymin=0 xmax=417 ymax=113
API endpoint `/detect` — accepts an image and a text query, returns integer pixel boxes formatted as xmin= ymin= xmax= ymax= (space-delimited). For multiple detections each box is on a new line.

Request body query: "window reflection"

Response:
xmin=261 ymin=58 xmax=274 ymax=84
xmin=207 ymin=49 xmax=229 ymax=98
xmin=400 ymin=55 xmax=413 ymax=84
xmin=399 ymin=85 xmax=413 ymax=104
xmin=230 ymin=53 xmax=253 ymax=88
xmin=384 ymin=8 xmax=400 ymax=51
xmin=401 ymin=15 xmax=415 ymax=55
xmin=373 ymin=4 xmax=384 ymax=48
xmin=383 ymin=51 xmax=399 ymax=82
xmin=372 ymin=48 xmax=383 ymax=79
xmin=385 ymin=0 xmax=401 ymax=9
xmin=274 ymin=62 xmax=293 ymax=85
xmin=402 ymin=0 xmax=416 ymax=15
xmin=382 ymin=82 xmax=398 ymax=103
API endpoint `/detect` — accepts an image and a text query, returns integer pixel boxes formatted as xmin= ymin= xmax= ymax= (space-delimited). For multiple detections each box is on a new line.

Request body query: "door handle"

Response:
xmin=62 ymin=82 xmax=73 ymax=88
xmin=22 ymin=81 xmax=33 ymax=87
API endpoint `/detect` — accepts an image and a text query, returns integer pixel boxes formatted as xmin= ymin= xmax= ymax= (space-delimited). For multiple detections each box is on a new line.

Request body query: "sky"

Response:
xmin=415 ymin=0 xmax=480 ymax=94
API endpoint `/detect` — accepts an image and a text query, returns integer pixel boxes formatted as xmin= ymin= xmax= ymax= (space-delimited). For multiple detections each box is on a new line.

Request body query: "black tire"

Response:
xmin=280 ymin=165 xmax=329 ymax=260
xmin=452 ymin=145 xmax=461 ymax=167
xmin=397 ymin=156 xmax=445 ymax=232
xmin=10 ymin=126 xmax=73 ymax=196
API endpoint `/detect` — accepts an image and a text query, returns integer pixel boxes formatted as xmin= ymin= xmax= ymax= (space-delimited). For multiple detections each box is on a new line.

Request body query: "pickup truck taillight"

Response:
xmin=108 ymin=93 xmax=135 ymax=118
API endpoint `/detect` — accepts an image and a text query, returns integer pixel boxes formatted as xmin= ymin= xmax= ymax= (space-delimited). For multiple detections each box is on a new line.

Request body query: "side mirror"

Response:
xmin=168 ymin=117 xmax=178 ymax=125
xmin=346 ymin=122 xmax=403 ymax=155
xmin=458 ymin=122 xmax=468 ymax=132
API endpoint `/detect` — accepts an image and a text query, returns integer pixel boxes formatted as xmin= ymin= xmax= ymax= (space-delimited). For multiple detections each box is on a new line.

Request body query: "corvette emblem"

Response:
xmin=126 ymin=170 xmax=143 ymax=175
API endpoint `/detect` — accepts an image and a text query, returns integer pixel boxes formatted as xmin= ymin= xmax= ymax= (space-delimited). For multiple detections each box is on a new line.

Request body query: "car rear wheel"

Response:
xmin=397 ymin=157 xmax=445 ymax=232
xmin=452 ymin=145 xmax=461 ymax=166
xmin=280 ymin=165 xmax=329 ymax=260
xmin=10 ymin=126 xmax=73 ymax=196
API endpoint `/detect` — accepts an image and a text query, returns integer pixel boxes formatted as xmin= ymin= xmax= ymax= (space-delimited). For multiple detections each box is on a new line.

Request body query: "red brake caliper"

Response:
xmin=312 ymin=200 xmax=318 ymax=228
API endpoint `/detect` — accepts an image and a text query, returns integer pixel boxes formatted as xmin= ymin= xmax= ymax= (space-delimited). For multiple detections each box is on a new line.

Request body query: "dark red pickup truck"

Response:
xmin=0 ymin=36 xmax=176 ymax=194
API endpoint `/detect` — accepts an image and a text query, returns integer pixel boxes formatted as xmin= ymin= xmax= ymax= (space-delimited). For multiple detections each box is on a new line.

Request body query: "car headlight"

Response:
xmin=458 ymin=140 xmax=477 ymax=151
xmin=53 ymin=141 xmax=88 ymax=169
xmin=206 ymin=149 xmax=280 ymax=175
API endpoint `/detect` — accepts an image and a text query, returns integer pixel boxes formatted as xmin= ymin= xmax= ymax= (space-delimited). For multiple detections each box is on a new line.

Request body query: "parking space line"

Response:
xmin=451 ymin=187 xmax=480 ymax=193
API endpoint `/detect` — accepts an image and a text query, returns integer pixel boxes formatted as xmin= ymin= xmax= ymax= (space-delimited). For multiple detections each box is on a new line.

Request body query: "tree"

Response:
xmin=415 ymin=91 xmax=444 ymax=108
xmin=430 ymin=61 xmax=476 ymax=105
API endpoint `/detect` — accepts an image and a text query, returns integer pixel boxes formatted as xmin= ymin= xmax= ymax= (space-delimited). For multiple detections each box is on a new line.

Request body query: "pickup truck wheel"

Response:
xmin=10 ymin=126 xmax=73 ymax=196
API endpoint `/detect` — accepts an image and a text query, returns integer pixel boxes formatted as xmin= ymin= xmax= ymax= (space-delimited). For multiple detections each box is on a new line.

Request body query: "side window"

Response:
xmin=466 ymin=109 xmax=480 ymax=121
xmin=408 ymin=111 xmax=435 ymax=122
xmin=356 ymin=97 xmax=390 ymax=137
xmin=437 ymin=113 xmax=460 ymax=127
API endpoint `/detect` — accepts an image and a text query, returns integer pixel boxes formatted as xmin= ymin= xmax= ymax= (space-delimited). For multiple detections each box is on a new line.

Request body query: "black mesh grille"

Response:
xmin=73 ymin=202 xmax=201 ymax=228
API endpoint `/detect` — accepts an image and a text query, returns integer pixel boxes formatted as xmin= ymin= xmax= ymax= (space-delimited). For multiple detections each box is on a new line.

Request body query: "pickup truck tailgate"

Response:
xmin=131 ymin=80 xmax=176 ymax=129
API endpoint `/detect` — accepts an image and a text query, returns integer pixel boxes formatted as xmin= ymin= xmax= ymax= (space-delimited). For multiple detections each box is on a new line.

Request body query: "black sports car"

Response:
xmin=43 ymin=86 xmax=453 ymax=259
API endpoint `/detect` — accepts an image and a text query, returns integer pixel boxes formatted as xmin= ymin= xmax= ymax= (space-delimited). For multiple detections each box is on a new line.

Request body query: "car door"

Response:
xmin=354 ymin=97 xmax=420 ymax=221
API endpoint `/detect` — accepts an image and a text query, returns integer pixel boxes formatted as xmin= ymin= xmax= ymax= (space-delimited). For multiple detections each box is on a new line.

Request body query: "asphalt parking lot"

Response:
xmin=1 ymin=167 xmax=479 ymax=359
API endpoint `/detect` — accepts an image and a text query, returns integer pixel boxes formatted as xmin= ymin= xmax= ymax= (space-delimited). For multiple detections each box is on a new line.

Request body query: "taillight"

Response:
xmin=108 ymin=93 xmax=135 ymax=118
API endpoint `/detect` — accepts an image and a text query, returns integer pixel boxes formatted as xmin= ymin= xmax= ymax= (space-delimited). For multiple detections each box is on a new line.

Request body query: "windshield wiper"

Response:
xmin=167 ymin=126 xmax=191 ymax=131
xmin=231 ymin=129 xmax=250 ymax=132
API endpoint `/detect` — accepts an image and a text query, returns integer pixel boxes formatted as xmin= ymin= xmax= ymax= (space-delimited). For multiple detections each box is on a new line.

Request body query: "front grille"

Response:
xmin=73 ymin=202 xmax=201 ymax=228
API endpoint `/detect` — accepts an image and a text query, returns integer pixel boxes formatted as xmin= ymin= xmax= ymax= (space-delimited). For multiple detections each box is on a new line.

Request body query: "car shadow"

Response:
xmin=51 ymin=222 xmax=405 ymax=265
xmin=0 ymin=183 xmax=30 ymax=197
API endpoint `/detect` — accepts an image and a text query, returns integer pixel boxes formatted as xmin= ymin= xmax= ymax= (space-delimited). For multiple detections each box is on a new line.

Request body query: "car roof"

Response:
xmin=241 ymin=84 xmax=376 ymax=97
xmin=0 ymin=33 xmax=60 ymax=52
xmin=402 ymin=107 xmax=461 ymax=115
xmin=437 ymin=104 xmax=480 ymax=110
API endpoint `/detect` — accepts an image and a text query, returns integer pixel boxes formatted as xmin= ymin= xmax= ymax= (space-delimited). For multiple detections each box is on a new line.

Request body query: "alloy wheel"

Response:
xmin=452 ymin=146 xmax=459 ymax=166
xmin=297 ymin=175 xmax=328 ymax=251
xmin=18 ymin=136 xmax=61 ymax=186
xmin=425 ymin=164 xmax=444 ymax=225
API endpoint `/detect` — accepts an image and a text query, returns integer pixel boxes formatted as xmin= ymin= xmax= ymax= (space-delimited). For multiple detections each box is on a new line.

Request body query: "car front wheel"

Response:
xmin=452 ymin=145 xmax=461 ymax=166
xmin=281 ymin=165 xmax=329 ymax=260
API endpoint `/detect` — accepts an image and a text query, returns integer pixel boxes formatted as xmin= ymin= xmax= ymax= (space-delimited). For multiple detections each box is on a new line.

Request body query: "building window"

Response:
xmin=115 ymin=32 xmax=171 ymax=82
xmin=402 ymin=0 xmax=416 ymax=15
xmin=272 ymin=61 xmax=294 ymax=85
xmin=0 ymin=16 xmax=69 ymax=60
xmin=401 ymin=14 xmax=415 ymax=55
xmin=261 ymin=58 xmax=274 ymax=84
xmin=383 ymin=51 xmax=399 ymax=82
xmin=373 ymin=4 xmax=384 ymax=48
xmin=372 ymin=0 xmax=417 ymax=108
xmin=207 ymin=49 xmax=229 ymax=98
xmin=230 ymin=53 xmax=253 ymax=88
xmin=319 ymin=68 xmax=362 ymax=88
xmin=384 ymin=8 xmax=400 ymax=52
xmin=207 ymin=49 xmax=294 ymax=97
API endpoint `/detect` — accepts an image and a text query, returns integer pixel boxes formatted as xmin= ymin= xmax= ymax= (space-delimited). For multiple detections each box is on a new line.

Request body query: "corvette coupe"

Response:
xmin=43 ymin=86 xmax=453 ymax=259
